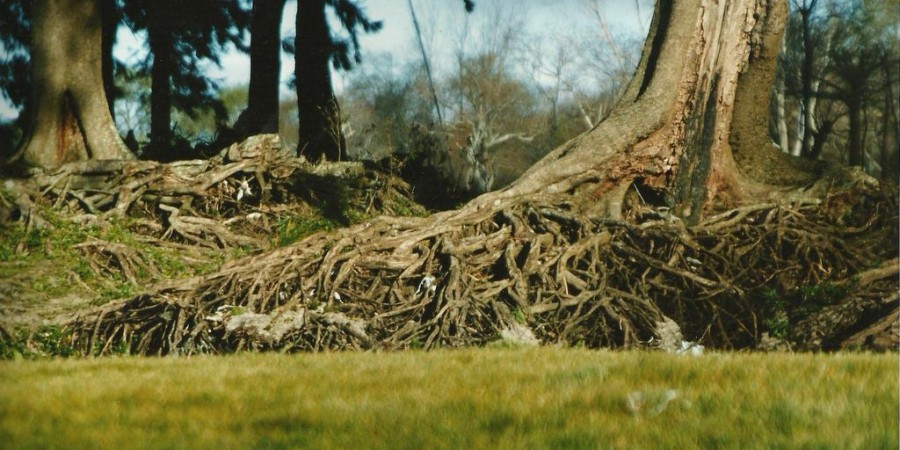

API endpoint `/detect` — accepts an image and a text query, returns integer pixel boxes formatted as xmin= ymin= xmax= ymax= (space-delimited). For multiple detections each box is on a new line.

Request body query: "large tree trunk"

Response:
xmin=495 ymin=0 xmax=814 ymax=222
xmin=295 ymin=0 xmax=347 ymax=162
xmin=147 ymin=0 xmax=175 ymax=160
xmin=231 ymin=0 xmax=287 ymax=139
xmin=8 ymin=0 xmax=133 ymax=168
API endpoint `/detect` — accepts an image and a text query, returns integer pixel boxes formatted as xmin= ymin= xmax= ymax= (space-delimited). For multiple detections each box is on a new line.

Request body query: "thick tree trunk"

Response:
xmin=487 ymin=0 xmax=815 ymax=224
xmin=147 ymin=0 xmax=175 ymax=160
xmin=295 ymin=0 xmax=347 ymax=162
xmin=232 ymin=0 xmax=286 ymax=139
xmin=8 ymin=0 xmax=133 ymax=168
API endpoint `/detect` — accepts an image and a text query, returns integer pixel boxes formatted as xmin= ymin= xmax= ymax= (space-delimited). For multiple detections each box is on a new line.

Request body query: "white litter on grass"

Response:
xmin=626 ymin=389 xmax=679 ymax=417
xmin=675 ymin=340 xmax=704 ymax=356
xmin=332 ymin=291 xmax=342 ymax=301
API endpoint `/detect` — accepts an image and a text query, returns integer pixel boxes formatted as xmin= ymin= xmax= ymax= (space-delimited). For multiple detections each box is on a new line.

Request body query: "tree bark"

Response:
xmin=232 ymin=0 xmax=287 ymax=139
xmin=486 ymin=0 xmax=815 ymax=223
xmin=147 ymin=0 xmax=175 ymax=160
xmin=295 ymin=0 xmax=347 ymax=162
xmin=8 ymin=0 xmax=133 ymax=168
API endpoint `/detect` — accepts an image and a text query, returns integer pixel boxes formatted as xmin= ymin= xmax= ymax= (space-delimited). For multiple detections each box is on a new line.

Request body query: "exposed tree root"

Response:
xmin=4 ymin=135 xmax=896 ymax=356
xmin=6 ymin=134 xmax=421 ymax=252
xmin=65 ymin=176 xmax=898 ymax=355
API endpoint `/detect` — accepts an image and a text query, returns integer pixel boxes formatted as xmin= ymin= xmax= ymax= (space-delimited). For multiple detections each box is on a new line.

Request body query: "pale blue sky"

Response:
xmin=216 ymin=0 xmax=651 ymax=94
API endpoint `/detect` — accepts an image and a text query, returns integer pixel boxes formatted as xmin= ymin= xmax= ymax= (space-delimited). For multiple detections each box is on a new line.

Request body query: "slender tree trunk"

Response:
xmin=847 ymin=99 xmax=864 ymax=167
xmin=808 ymin=119 xmax=832 ymax=160
xmin=296 ymin=0 xmax=346 ymax=162
xmin=148 ymin=0 xmax=175 ymax=160
xmin=233 ymin=0 xmax=286 ymax=139
xmin=100 ymin=0 xmax=118 ymax=120
xmin=881 ymin=54 xmax=898 ymax=180
xmin=8 ymin=0 xmax=133 ymax=168
xmin=796 ymin=5 xmax=816 ymax=157
xmin=775 ymin=75 xmax=790 ymax=152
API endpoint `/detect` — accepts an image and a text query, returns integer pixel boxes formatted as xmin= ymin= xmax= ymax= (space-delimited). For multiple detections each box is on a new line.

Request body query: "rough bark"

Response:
xmin=8 ymin=0 xmax=133 ymax=168
xmin=295 ymin=0 xmax=347 ymax=162
xmin=232 ymin=0 xmax=287 ymax=139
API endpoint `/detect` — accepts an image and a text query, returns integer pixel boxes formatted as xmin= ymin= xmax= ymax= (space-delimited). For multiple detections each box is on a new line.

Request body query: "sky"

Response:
xmin=209 ymin=0 xmax=650 ymax=95
xmin=0 ymin=0 xmax=651 ymax=120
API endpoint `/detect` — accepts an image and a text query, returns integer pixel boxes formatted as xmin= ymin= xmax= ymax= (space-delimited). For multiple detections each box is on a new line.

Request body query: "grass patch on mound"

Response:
xmin=1 ymin=348 xmax=896 ymax=449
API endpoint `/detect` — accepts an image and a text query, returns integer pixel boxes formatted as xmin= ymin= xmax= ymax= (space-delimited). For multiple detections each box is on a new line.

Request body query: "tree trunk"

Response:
xmin=774 ymin=75 xmax=790 ymax=152
xmin=232 ymin=0 xmax=286 ymax=139
xmin=880 ymin=54 xmax=898 ymax=180
xmin=147 ymin=0 xmax=175 ymax=160
xmin=847 ymin=99 xmax=864 ymax=167
xmin=8 ymin=0 xmax=133 ymax=168
xmin=295 ymin=0 xmax=347 ymax=162
xmin=100 ymin=0 xmax=118 ymax=119
xmin=493 ymin=0 xmax=814 ymax=223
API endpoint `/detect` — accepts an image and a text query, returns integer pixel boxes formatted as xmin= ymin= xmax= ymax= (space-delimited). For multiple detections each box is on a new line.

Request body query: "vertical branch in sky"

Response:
xmin=408 ymin=0 xmax=444 ymax=129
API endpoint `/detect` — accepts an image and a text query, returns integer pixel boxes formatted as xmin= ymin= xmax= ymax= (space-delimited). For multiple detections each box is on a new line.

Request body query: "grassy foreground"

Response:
xmin=1 ymin=349 xmax=896 ymax=449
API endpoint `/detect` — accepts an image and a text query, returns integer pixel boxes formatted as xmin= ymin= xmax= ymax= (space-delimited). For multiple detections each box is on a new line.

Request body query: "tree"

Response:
xmin=230 ymin=0 xmax=288 ymax=141
xmin=294 ymin=0 xmax=381 ymax=162
xmin=7 ymin=0 xmax=133 ymax=167
xmin=818 ymin=0 xmax=890 ymax=168
xmin=0 ymin=0 xmax=30 ymax=157
xmin=125 ymin=0 xmax=250 ymax=160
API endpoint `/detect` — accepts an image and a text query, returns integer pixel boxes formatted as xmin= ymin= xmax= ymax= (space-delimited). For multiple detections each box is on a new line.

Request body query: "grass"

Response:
xmin=0 ymin=348 xmax=896 ymax=449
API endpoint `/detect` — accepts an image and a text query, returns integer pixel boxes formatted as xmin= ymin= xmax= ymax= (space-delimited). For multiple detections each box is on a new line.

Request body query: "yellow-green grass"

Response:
xmin=1 ymin=349 xmax=896 ymax=449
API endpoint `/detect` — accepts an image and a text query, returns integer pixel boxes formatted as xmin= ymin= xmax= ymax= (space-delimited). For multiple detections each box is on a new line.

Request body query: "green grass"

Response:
xmin=1 ymin=349 xmax=896 ymax=449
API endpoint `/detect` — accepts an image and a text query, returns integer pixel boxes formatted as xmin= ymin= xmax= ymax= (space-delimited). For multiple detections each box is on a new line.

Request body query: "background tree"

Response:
xmin=818 ymin=0 xmax=891 ymax=168
xmin=228 ymin=0 xmax=288 ymax=143
xmin=293 ymin=0 xmax=381 ymax=162
xmin=0 ymin=0 xmax=31 ymax=158
xmin=770 ymin=0 xmax=898 ymax=174
xmin=122 ymin=0 xmax=250 ymax=160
